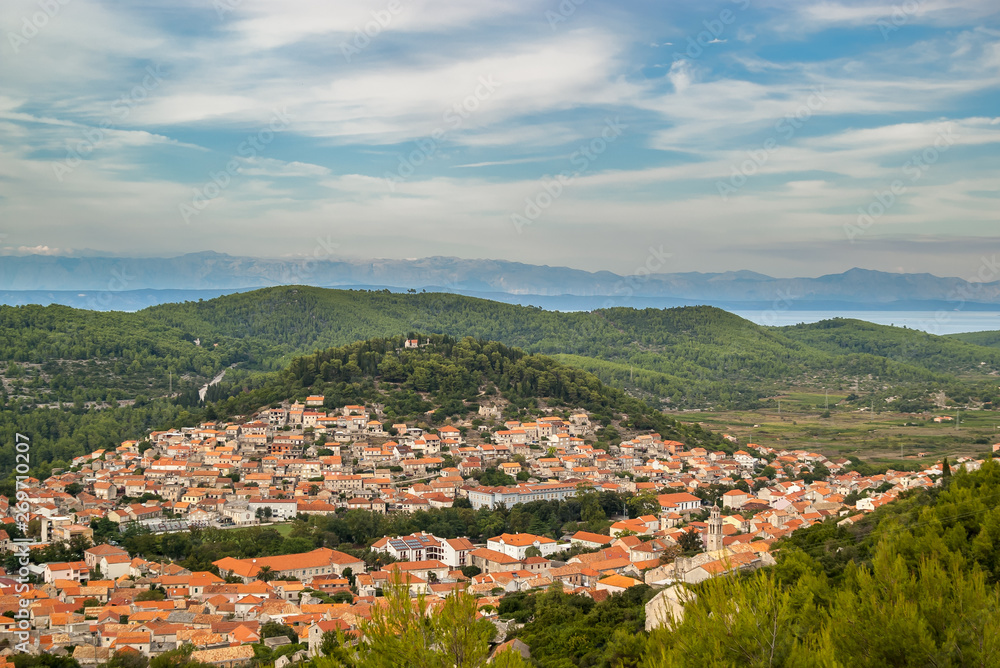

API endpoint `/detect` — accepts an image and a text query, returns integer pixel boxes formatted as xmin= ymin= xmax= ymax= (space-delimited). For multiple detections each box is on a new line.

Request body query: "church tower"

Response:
xmin=706 ymin=505 xmax=724 ymax=553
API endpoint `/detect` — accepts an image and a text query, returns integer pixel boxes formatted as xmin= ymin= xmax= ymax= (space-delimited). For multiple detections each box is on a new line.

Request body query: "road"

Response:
xmin=199 ymin=364 xmax=235 ymax=401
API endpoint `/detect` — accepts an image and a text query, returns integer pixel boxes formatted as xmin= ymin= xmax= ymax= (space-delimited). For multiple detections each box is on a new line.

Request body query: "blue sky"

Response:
xmin=1 ymin=0 xmax=998 ymax=277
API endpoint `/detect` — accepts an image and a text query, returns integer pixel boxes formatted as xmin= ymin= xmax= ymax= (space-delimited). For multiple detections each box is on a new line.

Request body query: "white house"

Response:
xmin=98 ymin=554 xmax=132 ymax=579
xmin=486 ymin=533 xmax=561 ymax=559
xmin=248 ymin=499 xmax=298 ymax=520
xmin=44 ymin=561 xmax=89 ymax=584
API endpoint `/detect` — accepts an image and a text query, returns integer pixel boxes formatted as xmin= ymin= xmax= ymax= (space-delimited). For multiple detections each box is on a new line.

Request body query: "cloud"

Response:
xmin=452 ymin=156 xmax=561 ymax=168
xmin=762 ymin=0 xmax=1000 ymax=35
xmin=0 ymin=0 xmax=998 ymax=280
xmin=222 ymin=0 xmax=540 ymax=49
xmin=16 ymin=245 xmax=67 ymax=255
xmin=667 ymin=60 xmax=693 ymax=93
xmin=239 ymin=158 xmax=332 ymax=178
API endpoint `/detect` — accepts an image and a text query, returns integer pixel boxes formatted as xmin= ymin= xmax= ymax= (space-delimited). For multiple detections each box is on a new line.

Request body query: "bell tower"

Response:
xmin=706 ymin=505 xmax=724 ymax=553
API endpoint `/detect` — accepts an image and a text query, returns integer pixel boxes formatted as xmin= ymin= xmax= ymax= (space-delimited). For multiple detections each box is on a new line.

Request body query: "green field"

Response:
xmin=272 ymin=522 xmax=295 ymax=536
xmin=695 ymin=390 xmax=1000 ymax=467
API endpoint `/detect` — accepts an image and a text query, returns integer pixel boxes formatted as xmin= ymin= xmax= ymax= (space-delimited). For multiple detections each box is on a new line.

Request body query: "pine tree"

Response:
xmin=318 ymin=576 xmax=528 ymax=668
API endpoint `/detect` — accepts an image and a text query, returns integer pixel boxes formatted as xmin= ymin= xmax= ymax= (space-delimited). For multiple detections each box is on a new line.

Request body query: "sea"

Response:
xmin=731 ymin=310 xmax=1000 ymax=335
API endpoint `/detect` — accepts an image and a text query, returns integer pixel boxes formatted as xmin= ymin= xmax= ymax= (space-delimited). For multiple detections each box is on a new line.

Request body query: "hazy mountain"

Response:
xmin=1 ymin=253 xmax=999 ymax=309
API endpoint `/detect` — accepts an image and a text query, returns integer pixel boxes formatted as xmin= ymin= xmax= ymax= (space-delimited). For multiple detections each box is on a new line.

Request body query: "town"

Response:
xmin=1 ymin=394 xmax=985 ymax=665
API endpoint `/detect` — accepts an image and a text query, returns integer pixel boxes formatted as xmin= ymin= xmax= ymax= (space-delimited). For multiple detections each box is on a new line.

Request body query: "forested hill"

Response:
xmin=4 ymin=286 xmax=1000 ymax=413
xmin=779 ymin=318 xmax=1000 ymax=373
xmin=146 ymin=287 xmax=1000 ymax=406
xmin=0 ymin=333 xmax=722 ymax=480
xmin=645 ymin=460 xmax=1000 ymax=665
xmin=948 ymin=329 xmax=1000 ymax=349
xmin=3 ymin=286 xmax=1000 ymax=478
xmin=210 ymin=334 xmax=723 ymax=449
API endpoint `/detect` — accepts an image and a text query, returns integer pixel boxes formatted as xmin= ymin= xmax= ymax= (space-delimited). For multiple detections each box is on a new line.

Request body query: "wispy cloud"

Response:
xmin=0 ymin=0 xmax=997 ymax=278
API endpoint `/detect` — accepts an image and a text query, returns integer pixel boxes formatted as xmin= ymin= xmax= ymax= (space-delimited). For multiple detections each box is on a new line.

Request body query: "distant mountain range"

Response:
xmin=1 ymin=252 xmax=999 ymax=311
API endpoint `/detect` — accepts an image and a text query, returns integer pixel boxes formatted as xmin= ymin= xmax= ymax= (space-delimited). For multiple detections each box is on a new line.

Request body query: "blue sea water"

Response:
xmin=732 ymin=310 xmax=1000 ymax=335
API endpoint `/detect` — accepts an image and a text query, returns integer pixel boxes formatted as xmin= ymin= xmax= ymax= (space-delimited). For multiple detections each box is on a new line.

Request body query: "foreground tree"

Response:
xmin=645 ymin=532 xmax=1000 ymax=667
xmin=317 ymin=576 xmax=528 ymax=668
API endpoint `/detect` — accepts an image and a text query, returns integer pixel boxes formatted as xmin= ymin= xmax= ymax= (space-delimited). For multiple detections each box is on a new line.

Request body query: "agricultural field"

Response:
xmin=694 ymin=389 xmax=1000 ymax=469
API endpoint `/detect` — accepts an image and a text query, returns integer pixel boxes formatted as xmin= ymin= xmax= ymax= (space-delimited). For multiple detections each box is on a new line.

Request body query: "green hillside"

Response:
xmin=146 ymin=288 xmax=1000 ymax=407
xmin=0 ymin=331 xmax=723 ymax=481
xmin=4 ymin=287 xmax=1000 ymax=415
xmin=211 ymin=334 xmax=723 ymax=450
xmin=434 ymin=460 xmax=1000 ymax=667
xmin=948 ymin=329 xmax=1000 ymax=349
xmin=780 ymin=318 xmax=1000 ymax=373
xmin=646 ymin=461 xmax=1000 ymax=666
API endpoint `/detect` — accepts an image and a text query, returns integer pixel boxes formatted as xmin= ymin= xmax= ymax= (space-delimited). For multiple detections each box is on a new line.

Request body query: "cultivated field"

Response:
xmin=693 ymin=390 xmax=1000 ymax=469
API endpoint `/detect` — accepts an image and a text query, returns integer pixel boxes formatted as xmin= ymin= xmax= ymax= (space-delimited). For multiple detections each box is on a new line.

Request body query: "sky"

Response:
xmin=1 ymin=0 xmax=999 ymax=278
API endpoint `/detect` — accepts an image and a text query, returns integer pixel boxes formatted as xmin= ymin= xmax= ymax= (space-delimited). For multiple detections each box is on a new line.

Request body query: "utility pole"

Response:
xmin=169 ymin=371 xmax=172 ymax=395
xmin=825 ymin=388 xmax=829 ymax=411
